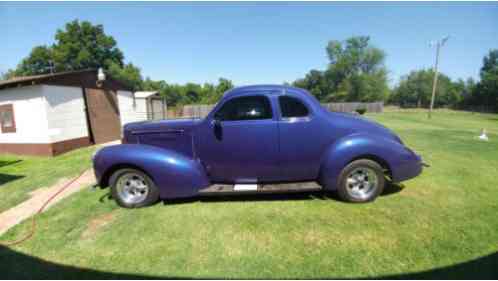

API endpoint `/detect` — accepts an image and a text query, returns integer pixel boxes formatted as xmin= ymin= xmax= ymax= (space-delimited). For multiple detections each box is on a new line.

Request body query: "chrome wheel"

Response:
xmin=115 ymin=172 xmax=150 ymax=205
xmin=345 ymin=167 xmax=379 ymax=200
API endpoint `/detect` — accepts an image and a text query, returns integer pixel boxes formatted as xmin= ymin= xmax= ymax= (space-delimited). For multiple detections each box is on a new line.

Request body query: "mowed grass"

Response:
xmin=0 ymin=146 xmax=97 ymax=212
xmin=1 ymin=110 xmax=497 ymax=279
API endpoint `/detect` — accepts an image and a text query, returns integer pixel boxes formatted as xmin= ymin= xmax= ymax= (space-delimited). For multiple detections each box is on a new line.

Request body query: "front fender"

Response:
xmin=93 ymin=144 xmax=210 ymax=199
xmin=319 ymin=133 xmax=422 ymax=189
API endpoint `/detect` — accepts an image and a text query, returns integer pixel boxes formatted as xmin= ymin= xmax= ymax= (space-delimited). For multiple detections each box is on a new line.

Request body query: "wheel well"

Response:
xmin=351 ymin=154 xmax=392 ymax=179
xmin=99 ymin=164 xmax=149 ymax=188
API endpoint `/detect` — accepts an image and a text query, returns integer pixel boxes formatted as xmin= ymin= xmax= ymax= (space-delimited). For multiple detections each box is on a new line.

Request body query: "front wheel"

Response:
xmin=110 ymin=168 xmax=159 ymax=208
xmin=337 ymin=159 xmax=385 ymax=203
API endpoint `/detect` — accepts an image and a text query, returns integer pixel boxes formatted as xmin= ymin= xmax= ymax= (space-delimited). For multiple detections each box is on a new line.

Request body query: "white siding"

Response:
xmin=42 ymin=85 xmax=89 ymax=143
xmin=0 ymin=85 xmax=51 ymax=143
xmin=117 ymin=90 xmax=148 ymax=126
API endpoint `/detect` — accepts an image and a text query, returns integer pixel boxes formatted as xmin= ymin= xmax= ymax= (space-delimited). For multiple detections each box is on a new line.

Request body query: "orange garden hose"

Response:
xmin=0 ymin=169 xmax=88 ymax=247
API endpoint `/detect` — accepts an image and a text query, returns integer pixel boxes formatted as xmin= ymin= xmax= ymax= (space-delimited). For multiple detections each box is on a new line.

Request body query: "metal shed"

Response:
xmin=133 ymin=91 xmax=167 ymax=120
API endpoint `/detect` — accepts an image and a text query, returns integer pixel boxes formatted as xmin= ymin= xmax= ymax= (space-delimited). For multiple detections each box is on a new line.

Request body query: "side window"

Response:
xmin=279 ymin=96 xmax=309 ymax=118
xmin=214 ymin=95 xmax=272 ymax=121
xmin=0 ymin=104 xmax=16 ymax=133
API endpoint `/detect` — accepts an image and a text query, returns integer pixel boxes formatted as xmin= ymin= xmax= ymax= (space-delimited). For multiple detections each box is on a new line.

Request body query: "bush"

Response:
xmin=356 ymin=107 xmax=367 ymax=115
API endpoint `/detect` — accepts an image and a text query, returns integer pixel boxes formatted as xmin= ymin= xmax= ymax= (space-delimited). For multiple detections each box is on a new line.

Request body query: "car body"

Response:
xmin=93 ymin=85 xmax=424 ymax=207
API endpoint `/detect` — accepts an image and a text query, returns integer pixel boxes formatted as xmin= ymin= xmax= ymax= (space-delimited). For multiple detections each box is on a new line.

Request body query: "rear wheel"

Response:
xmin=337 ymin=159 xmax=385 ymax=203
xmin=110 ymin=168 xmax=159 ymax=208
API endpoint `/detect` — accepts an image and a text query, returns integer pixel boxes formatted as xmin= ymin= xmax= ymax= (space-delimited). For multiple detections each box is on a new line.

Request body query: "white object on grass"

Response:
xmin=478 ymin=128 xmax=489 ymax=141
xmin=233 ymin=184 xmax=258 ymax=191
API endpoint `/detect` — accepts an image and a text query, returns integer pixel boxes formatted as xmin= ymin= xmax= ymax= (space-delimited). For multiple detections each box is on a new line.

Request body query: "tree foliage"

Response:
xmin=390 ymin=49 xmax=498 ymax=112
xmin=51 ymin=20 xmax=124 ymax=71
xmin=9 ymin=20 xmax=140 ymax=89
xmin=143 ymin=77 xmax=234 ymax=107
xmin=475 ymin=49 xmax=498 ymax=111
xmin=294 ymin=36 xmax=389 ymax=102
xmin=390 ymin=69 xmax=462 ymax=108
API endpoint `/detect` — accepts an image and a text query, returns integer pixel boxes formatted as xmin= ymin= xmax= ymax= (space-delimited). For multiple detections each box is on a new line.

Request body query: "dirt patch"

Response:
xmin=81 ymin=212 xmax=117 ymax=239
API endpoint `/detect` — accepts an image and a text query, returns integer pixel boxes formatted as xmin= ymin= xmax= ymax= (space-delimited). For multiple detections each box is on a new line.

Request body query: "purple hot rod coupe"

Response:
xmin=93 ymin=85 xmax=424 ymax=208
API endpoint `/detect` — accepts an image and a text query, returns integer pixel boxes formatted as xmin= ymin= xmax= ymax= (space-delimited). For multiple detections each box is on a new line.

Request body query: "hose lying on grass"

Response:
xmin=0 ymin=169 xmax=88 ymax=247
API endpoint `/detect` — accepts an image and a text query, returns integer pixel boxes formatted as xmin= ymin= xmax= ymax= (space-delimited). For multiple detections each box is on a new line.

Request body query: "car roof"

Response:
xmin=224 ymin=84 xmax=310 ymax=98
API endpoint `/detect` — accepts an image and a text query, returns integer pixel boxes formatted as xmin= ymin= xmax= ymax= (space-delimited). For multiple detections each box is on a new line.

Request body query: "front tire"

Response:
xmin=110 ymin=168 xmax=159 ymax=208
xmin=337 ymin=159 xmax=385 ymax=203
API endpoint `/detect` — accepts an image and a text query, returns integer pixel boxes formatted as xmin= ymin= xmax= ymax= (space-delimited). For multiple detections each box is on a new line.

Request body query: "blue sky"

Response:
xmin=1 ymin=2 xmax=497 ymax=86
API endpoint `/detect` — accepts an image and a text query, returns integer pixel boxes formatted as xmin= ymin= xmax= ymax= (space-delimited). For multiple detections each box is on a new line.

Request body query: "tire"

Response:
xmin=110 ymin=168 xmax=159 ymax=208
xmin=336 ymin=159 xmax=385 ymax=203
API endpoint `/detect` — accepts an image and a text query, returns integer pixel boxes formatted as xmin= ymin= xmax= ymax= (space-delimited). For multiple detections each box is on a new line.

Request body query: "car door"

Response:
xmin=195 ymin=93 xmax=280 ymax=183
xmin=277 ymin=94 xmax=323 ymax=181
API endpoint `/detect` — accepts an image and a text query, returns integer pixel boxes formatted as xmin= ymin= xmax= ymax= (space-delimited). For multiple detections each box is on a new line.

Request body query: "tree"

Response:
xmin=11 ymin=20 xmax=142 ymax=90
xmin=390 ymin=69 xmax=465 ymax=108
xmin=141 ymin=77 xmax=234 ymax=107
xmin=51 ymin=20 xmax=124 ymax=72
xmin=477 ymin=49 xmax=498 ymax=112
xmin=293 ymin=36 xmax=389 ymax=102
xmin=108 ymin=62 xmax=143 ymax=91
xmin=15 ymin=46 xmax=54 ymax=76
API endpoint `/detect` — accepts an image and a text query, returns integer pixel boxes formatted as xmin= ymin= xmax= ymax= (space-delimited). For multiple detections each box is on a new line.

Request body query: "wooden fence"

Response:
xmin=179 ymin=102 xmax=383 ymax=118
xmin=321 ymin=102 xmax=383 ymax=114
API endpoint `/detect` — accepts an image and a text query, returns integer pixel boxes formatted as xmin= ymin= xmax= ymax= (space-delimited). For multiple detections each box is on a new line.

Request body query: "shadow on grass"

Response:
xmin=0 ymin=245 xmax=496 ymax=279
xmin=0 ymin=245 xmax=172 ymax=279
xmin=376 ymin=251 xmax=498 ymax=279
xmin=0 ymin=173 xmax=25 ymax=186
xmin=165 ymin=191 xmax=332 ymax=205
xmin=381 ymin=182 xmax=405 ymax=197
xmin=0 ymin=159 xmax=22 ymax=169
xmin=97 ymin=183 xmax=405 ymax=207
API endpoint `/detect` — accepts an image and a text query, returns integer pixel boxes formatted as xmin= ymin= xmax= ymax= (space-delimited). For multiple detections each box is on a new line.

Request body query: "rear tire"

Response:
xmin=110 ymin=168 xmax=159 ymax=208
xmin=337 ymin=159 xmax=385 ymax=203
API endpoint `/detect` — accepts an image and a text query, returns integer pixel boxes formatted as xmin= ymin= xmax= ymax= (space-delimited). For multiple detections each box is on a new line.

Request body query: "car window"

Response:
xmin=214 ymin=95 xmax=272 ymax=121
xmin=279 ymin=96 xmax=309 ymax=118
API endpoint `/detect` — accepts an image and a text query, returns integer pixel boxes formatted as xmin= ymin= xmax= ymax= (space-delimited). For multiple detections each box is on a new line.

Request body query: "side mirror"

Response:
xmin=211 ymin=118 xmax=221 ymax=127
xmin=212 ymin=118 xmax=222 ymax=140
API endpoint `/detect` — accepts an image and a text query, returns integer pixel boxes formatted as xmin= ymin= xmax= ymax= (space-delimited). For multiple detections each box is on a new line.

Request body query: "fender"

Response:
xmin=319 ymin=133 xmax=422 ymax=190
xmin=93 ymin=144 xmax=210 ymax=199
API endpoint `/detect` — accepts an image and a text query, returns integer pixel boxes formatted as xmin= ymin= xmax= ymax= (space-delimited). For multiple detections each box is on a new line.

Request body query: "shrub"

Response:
xmin=356 ymin=107 xmax=367 ymax=115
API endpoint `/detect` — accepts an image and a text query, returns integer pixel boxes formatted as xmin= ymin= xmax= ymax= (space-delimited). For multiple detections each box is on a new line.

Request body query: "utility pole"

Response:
xmin=428 ymin=36 xmax=449 ymax=119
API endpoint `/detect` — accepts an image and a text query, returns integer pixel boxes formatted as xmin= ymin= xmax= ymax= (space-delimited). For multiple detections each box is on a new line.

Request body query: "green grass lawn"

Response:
xmin=0 ymin=146 xmax=97 ymax=212
xmin=1 ymin=110 xmax=497 ymax=279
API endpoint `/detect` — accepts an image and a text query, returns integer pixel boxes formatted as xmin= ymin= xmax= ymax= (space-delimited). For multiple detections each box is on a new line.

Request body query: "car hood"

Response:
xmin=123 ymin=118 xmax=202 ymax=134
xmin=122 ymin=118 xmax=203 ymax=158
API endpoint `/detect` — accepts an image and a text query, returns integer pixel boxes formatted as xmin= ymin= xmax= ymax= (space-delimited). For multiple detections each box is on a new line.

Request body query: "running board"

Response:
xmin=198 ymin=181 xmax=322 ymax=196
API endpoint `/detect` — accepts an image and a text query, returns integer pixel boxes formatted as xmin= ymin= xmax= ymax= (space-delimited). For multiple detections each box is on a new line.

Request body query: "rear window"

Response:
xmin=279 ymin=96 xmax=309 ymax=118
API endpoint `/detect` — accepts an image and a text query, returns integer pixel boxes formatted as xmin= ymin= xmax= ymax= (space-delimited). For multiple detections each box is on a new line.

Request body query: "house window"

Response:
xmin=0 ymin=104 xmax=16 ymax=133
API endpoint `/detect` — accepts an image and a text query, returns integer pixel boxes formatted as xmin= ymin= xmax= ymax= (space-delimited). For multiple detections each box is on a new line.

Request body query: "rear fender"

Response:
xmin=318 ymin=133 xmax=416 ymax=189
xmin=94 ymin=144 xmax=210 ymax=199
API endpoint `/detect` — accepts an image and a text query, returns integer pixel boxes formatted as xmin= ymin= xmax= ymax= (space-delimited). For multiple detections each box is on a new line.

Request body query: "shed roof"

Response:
xmin=134 ymin=91 xmax=159 ymax=98
xmin=0 ymin=69 xmax=134 ymax=92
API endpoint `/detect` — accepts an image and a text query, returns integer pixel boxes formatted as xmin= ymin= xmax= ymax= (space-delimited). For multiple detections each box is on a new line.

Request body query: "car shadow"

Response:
xmin=163 ymin=191 xmax=331 ymax=205
xmin=97 ymin=182 xmax=405 ymax=207
xmin=162 ymin=182 xmax=404 ymax=205
xmin=381 ymin=182 xmax=405 ymax=197
xmin=0 ymin=245 xmax=496 ymax=279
